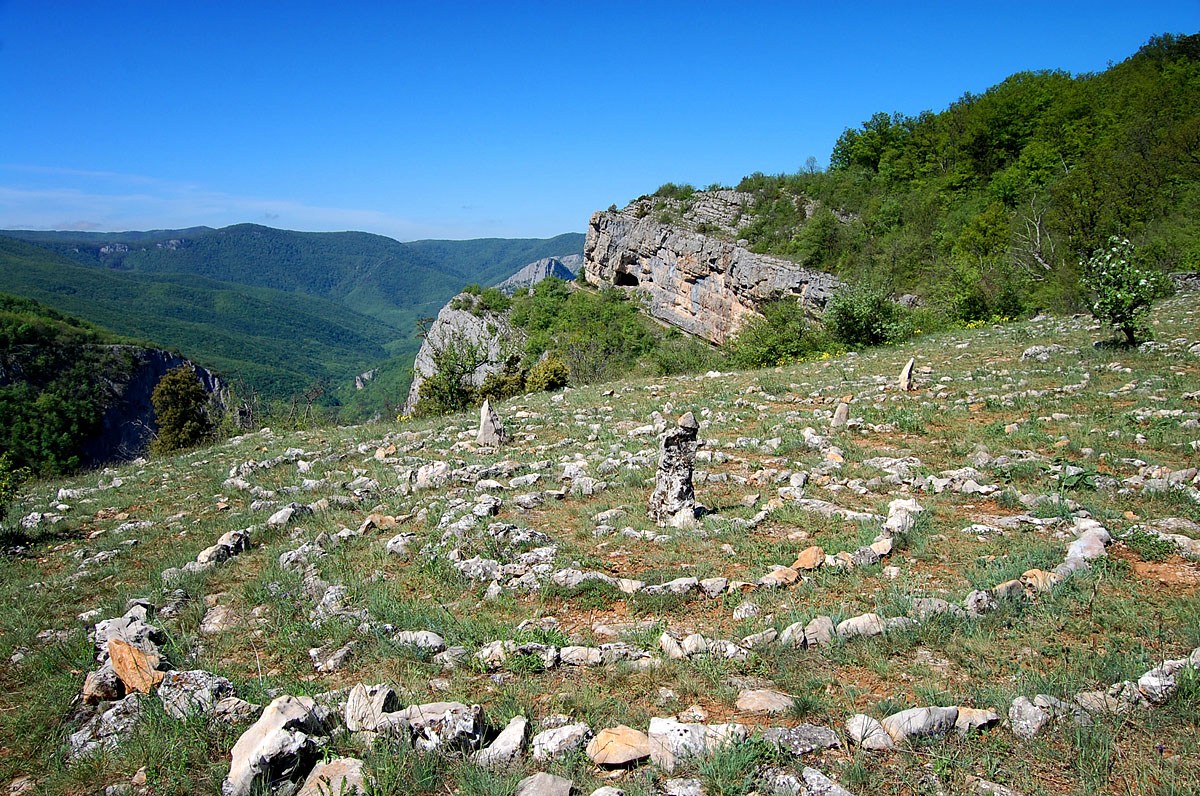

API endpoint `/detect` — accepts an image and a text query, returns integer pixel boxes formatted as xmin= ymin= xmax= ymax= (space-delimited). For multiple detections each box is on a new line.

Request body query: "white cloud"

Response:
xmin=0 ymin=167 xmax=483 ymax=240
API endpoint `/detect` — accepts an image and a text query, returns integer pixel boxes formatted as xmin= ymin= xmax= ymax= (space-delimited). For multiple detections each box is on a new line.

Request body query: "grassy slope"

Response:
xmin=1 ymin=295 xmax=1197 ymax=795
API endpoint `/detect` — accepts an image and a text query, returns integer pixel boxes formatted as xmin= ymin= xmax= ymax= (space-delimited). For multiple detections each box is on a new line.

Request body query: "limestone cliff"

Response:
xmin=402 ymin=294 xmax=525 ymax=415
xmin=583 ymin=190 xmax=843 ymax=344
xmin=496 ymin=254 xmax=583 ymax=294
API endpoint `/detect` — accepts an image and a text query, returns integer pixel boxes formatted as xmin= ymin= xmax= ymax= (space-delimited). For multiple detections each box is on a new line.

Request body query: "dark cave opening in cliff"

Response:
xmin=614 ymin=271 xmax=640 ymax=287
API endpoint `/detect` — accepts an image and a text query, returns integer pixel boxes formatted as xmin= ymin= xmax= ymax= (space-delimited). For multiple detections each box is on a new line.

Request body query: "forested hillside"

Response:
xmin=0 ymin=228 xmax=585 ymax=412
xmin=729 ymin=33 xmax=1199 ymax=319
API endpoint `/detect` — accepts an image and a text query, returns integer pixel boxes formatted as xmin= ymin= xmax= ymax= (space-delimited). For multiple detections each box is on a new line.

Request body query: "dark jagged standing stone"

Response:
xmin=648 ymin=412 xmax=700 ymax=528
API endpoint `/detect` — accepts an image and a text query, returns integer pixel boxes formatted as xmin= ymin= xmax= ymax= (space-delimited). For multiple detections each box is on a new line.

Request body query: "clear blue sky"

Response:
xmin=1 ymin=1 xmax=1196 ymax=241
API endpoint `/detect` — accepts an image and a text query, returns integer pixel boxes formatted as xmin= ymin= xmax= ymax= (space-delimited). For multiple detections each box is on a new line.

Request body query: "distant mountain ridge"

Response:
xmin=0 ymin=226 xmax=585 ymax=414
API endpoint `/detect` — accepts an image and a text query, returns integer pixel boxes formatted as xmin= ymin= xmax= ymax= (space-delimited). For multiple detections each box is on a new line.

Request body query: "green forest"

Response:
xmin=730 ymin=33 xmax=1199 ymax=320
xmin=0 ymin=294 xmax=133 ymax=476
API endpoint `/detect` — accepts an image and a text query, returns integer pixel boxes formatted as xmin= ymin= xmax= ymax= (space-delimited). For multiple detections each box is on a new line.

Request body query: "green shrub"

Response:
xmin=150 ymin=366 xmax=215 ymax=454
xmin=478 ymin=359 xmax=525 ymax=402
xmin=525 ymin=356 xmax=569 ymax=392
xmin=653 ymin=182 xmax=696 ymax=201
xmin=824 ymin=286 xmax=912 ymax=348
xmin=0 ymin=452 xmax=29 ymax=523
xmin=1081 ymin=236 xmax=1172 ymax=345
xmin=727 ymin=300 xmax=835 ymax=367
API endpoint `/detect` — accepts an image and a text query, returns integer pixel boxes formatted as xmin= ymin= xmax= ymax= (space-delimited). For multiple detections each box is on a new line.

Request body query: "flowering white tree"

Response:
xmin=1081 ymin=237 xmax=1171 ymax=345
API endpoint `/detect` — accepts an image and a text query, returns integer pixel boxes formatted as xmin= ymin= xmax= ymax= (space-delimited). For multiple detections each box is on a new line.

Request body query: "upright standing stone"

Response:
xmin=830 ymin=401 xmax=850 ymax=428
xmin=648 ymin=412 xmax=700 ymax=528
xmin=477 ymin=399 xmax=508 ymax=447
xmin=898 ymin=358 xmax=915 ymax=392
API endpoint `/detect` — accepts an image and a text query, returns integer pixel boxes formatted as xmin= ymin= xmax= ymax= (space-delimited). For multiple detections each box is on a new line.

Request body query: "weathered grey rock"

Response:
xmin=762 ymin=724 xmax=840 ymax=755
xmin=392 ymin=701 xmax=483 ymax=752
xmin=802 ymin=766 xmax=854 ymax=796
xmin=68 ymin=693 xmax=144 ymax=759
xmin=845 ymin=714 xmax=892 ymax=750
xmin=830 ymin=402 xmax=850 ymax=429
xmin=881 ymin=706 xmax=958 ymax=743
xmin=392 ymin=630 xmax=446 ymax=652
xmin=82 ymin=663 xmax=125 ymax=704
xmin=963 ymin=590 xmax=997 ymax=617
xmin=735 ymin=688 xmax=794 ymax=714
xmin=497 ymin=255 xmax=582 ymax=293
xmin=344 ymin=684 xmax=400 ymax=732
xmin=515 ymin=772 xmax=574 ymax=796
xmin=296 ymin=757 xmax=367 ymax=796
xmin=532 ymin=722 xmax=592 ymax=760
xmin=661 ymin=779 xmax=703 ymax=796
xmin=213 ymin=697 xmax=261 ymax=724
xmin=836 ymin=612 xmax=885 ymax=639
xmin=647 ymin=717 xmax=745 ymax=771
xmin=1008 ymin=697 xmax=1050 ymax=740
xmin=199 ymin=605 xmax=239 ymax=635
xmin=477 ymin=400 xmax=508 ymax=447
xmin=474 ymin=715 xmax=528 ymax=769
xmin=955 ymin=707 xmax=1001 ymax=735
xmin=157 ymin=670 xmax=234 ymax=719
xmin=805 ymin=615 xmax=836 ymax=647
xmin=899 ymin=358 xmax=915 ymax=391
xmin=583 ymin=201 xmax=841 ymax=344
xmin=648 ymin=413 xmax=700 ymax=527
xmin=966 ymin=776 xmax=1023 ymax=796
xmin=222 ymin=695 xmax=325 ymax=796
xmin=403 ymin=294 xmax=526 ymax=413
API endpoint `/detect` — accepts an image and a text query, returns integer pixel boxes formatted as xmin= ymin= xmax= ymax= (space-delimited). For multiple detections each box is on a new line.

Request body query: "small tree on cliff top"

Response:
xmin=151 ymin=366 xmax=214 ymax=453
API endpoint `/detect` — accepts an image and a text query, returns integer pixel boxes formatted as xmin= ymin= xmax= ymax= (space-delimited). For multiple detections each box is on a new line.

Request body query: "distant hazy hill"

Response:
xmin=0 ymin=227 xmax=583 ymax=411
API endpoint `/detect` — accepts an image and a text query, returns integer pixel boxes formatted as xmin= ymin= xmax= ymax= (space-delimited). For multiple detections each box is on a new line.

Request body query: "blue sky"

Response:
xmin=1 ymin=1 xmax=1196 ymax=241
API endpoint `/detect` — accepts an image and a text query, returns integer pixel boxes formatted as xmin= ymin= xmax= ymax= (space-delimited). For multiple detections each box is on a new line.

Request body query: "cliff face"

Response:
xmin=402 ymin=295 xmax=524 ymax=415
xmin=84 ymin=346 xmax=227 ymax=465
xmin=496 ymin=254 xmax=583 ymax=294
xmin=583 ymin=191 xmax=843 ymax=344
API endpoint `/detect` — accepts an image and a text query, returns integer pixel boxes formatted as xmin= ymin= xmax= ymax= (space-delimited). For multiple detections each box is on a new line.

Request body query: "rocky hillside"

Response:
xmin=2 ymin=292 xmax=1198 ymax=795
xmin=583 ymin=190 xmax=843 ymax=345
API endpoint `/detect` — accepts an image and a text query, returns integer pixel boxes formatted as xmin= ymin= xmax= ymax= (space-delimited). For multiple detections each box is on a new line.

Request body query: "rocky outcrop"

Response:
xmin=496 ymin=254 xmax=583 ymax=294
xmin=583 ymin=191 xmax=843 ymax=344
xmin=402 ymin=294 xmax=524 ymax=414
xmin=87 ymin=346 xmax=226 ymax=464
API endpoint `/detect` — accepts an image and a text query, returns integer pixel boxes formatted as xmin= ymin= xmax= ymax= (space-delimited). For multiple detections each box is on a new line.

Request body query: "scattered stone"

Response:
xmin=647 ymin=717 xmax=745 ymax=771
xmin=393 ymin=701 xmax=484 ymax=752
xmin=762 ymin=724 xmax=840 ymax=756
xmin=82 ymin=663 xmax=125 ymax=704
xmin=735 ymin=688 xmax=794 ymax=714
xmin=200 ymin=605 xmax=239 ymax=635
xmin=586 ymin=725 xmax=651 ymax=766
xmin=836 ymin=613 xmax=885 ymax=639
xmin=344 ymin=683 xmax=400 ymax=732
xmin=515 ymin=772 xmax=574 ymax=796
xmin=881 ymin=706 xmax=958 ymax=743
xmin=532 ymin=722 xmax=592 ymax=760
xmin=296 ymin=757 xmax=367 ymax=796
xmin=69 ymin=693 xmax=144 ymax=759
xmin=831 ymin=402 xmax=850 ymax=429
xmin=158 ymin=670 xmax=234 ymax=719
xmin=648 ymin=412 xmax=701 ymax=528
xmin=966 ymin=777 xmax=1023 ymax=796
xmin=802 ymin=766 xmax=854 ymax=796
xmin=662 ymin=779 xmax=702 ymax=796
xmin=1008 ymin=697 xmax=1050 ymax=740
xmin=222 ymin=695 xmax=326 ymax=796
xmin=475 ymin=715 xmax=528 ymax=769
xmin=955 ymin=707 xmax=1001 ymax=735
xmin=845 ymin=714 xmax=893 ymax=750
